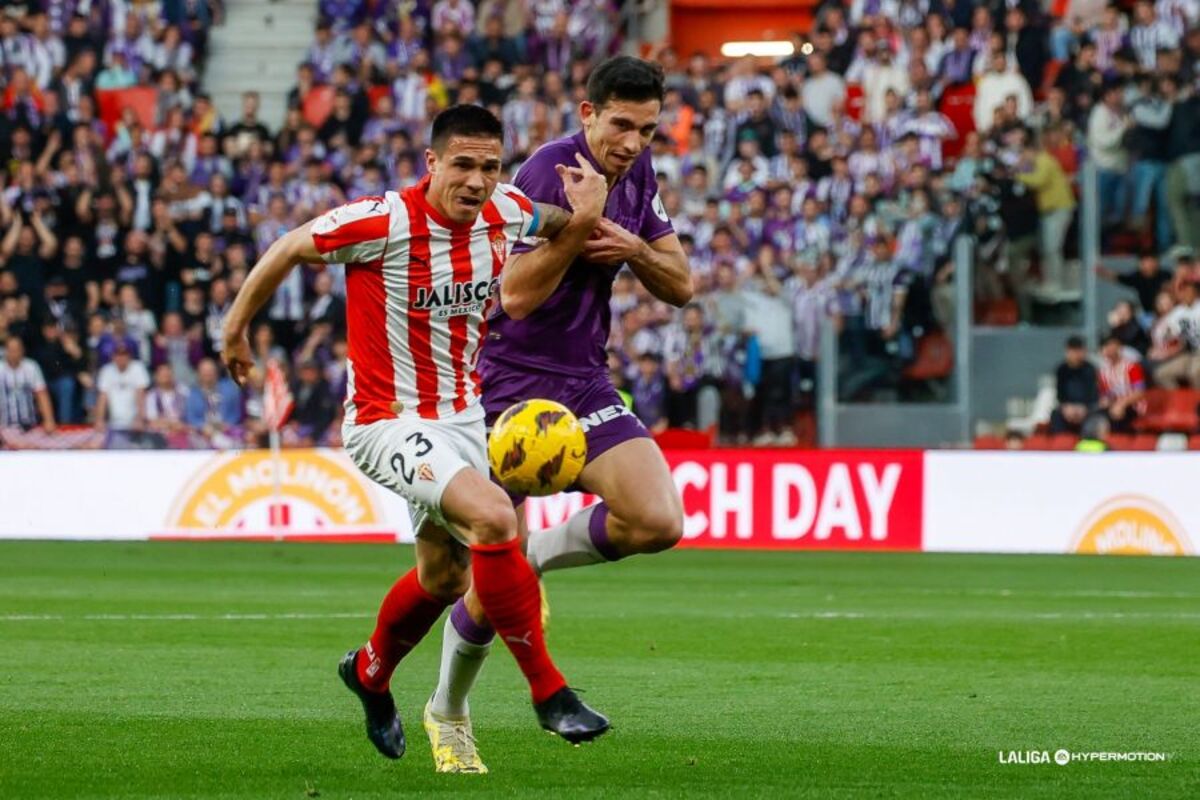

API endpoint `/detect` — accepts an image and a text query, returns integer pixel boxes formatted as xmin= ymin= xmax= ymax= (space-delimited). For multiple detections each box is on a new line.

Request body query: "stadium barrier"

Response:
xmin=0 ymin=449 xmax=1194 ymax=556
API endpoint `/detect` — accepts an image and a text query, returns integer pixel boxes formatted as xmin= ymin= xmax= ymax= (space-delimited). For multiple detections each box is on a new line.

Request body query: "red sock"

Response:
xmin=470 ymin=539 xmax=566 ymax=704
xmin=356 ymin=568 xmax=449 ymax=692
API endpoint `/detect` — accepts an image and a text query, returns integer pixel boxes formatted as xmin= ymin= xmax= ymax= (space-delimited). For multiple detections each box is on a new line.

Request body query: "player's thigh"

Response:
xmin=577 ymin=436 xmax=682 ymax=530
xmin=516 ymin=501 xmax=529 ymax=542
xmin=439 ymin=466 xmax=519 ymax=546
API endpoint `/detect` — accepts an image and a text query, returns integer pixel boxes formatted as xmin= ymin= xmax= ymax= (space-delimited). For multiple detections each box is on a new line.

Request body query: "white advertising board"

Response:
xmin=2 ymin=449 xmax=1197 ymax=556
xmin=0 ymin=449 xmax=416 ymax=542
xmin=924 ymin=452 xmax=1197 ymax=556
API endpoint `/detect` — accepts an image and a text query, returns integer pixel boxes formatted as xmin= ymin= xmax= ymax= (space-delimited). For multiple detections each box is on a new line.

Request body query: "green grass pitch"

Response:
xmin=1 ymin=542 xmax=1197 ymax=799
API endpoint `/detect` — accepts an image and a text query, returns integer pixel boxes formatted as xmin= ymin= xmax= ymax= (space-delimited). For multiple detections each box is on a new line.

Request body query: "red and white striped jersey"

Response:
xmin=311 ymin=175 xmax=539 ymax=426
xmin=1098 ymin=355 xmax=1146 ymax=402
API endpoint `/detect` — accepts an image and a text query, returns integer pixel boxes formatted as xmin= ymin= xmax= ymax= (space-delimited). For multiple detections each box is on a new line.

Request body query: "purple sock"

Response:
xmin=588 ymin=503 xmax=622 ymax=562
xmin=450 ymin=597 xmax=494 ymax=645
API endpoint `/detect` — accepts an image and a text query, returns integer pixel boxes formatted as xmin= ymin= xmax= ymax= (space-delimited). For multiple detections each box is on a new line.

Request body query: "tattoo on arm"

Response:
xmin=533 ymin=203 xmax=573 ymax=239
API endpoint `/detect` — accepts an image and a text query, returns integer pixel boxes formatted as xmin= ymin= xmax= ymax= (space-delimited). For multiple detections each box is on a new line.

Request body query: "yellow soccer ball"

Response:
xmin=488 ymin=399 xmax=587 ymax=496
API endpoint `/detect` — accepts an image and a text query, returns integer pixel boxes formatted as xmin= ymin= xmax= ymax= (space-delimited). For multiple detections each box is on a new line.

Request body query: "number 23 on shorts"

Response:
xmin=390 ymin=431 xmax=434 ymax=485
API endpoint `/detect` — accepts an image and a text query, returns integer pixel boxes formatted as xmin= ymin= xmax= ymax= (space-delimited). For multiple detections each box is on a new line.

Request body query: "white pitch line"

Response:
xmin=0 ymin=611 xmax=373 ymax=622
xmin=767 ymin=610 xmax=1200 ymax=621
xmin=3 ymin=609 xmax=1199 ymax=623
xmin=903 ymin=587 xmax=1200 ymax=600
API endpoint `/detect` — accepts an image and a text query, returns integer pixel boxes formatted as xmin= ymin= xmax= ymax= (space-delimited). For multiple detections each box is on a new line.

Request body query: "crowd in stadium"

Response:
xmin=1 ymin=0 xmax=1200 ymax=449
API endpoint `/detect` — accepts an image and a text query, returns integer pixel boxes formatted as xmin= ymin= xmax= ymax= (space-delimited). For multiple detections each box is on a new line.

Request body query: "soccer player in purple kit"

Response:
xmin=419 ymin=56 xmax=692 ymax=774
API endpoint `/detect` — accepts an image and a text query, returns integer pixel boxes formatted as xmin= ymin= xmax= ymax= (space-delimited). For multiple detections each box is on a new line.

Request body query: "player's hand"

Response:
xmin=222 ymin=330 xmax=254 ymax=388
xmin=582 ymin=218 xmax=648 ymax=266
xmin=556 ymin=153 xmax=607 ymax=223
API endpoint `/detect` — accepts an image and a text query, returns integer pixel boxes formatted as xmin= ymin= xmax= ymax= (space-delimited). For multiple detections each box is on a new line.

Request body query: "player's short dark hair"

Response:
xmin=430 ymin=104 xmax=503 ymax=152
xmin=586 ymin=56 xmax=665 ymax=109
xmin=1066 ymin=335 xmax=1086 ymax=350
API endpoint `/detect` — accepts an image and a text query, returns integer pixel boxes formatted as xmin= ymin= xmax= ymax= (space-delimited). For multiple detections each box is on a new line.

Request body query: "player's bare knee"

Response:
xmin=468 ymin=500 xmax=519 ymax=546
xmin=423 ymin=570 xmax=469 ymax=602
xmin=417 ymin=559 xmax=469 ymax=602
xmin=642 ymin=508 xmax=684 ymax=552
xmin=622 ymin=505 xmax=683 ymax=553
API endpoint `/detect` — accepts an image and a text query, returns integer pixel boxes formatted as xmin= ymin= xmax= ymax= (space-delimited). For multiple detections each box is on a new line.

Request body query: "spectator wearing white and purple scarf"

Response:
xmin=431 ymin=0 xmax=475 ymax=34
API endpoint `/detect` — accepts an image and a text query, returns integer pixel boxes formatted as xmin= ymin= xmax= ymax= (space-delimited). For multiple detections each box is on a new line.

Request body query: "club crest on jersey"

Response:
xmin=413 ymin=278 xmax=499 ymax=318
xmin=417 ymin=463 xmax=435 ymax=482
xmin=490 ymin=230 xmax=507 ymax=263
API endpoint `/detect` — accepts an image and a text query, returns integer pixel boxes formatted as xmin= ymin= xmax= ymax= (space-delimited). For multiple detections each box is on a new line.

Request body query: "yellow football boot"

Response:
xmin=423 ymin=699 xmax=488 ymax=774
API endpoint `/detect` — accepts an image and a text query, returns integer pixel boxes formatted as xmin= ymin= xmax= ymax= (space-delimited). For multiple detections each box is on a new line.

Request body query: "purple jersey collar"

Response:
xmin=571 ymin=129 xmax=640 ymax=187
xmin=571 ymin=130 xmax=604 ymax=173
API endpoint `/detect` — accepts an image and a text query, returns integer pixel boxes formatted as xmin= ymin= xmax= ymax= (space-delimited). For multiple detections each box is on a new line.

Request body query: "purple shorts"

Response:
xmin=481 ymin=364 xmax=649 ymax=501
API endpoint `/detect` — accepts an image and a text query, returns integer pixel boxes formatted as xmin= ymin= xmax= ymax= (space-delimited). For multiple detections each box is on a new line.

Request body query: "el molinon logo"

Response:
xmin=166 ymin=450 xmax=383 ymax=534
xmin=1071 ymin=495 xmax=1192 ymax=556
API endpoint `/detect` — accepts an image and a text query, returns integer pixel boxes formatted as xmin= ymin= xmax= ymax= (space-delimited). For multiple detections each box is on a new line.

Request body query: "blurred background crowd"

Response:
xmin=1 ymin=0 xmax=1200 ymax=450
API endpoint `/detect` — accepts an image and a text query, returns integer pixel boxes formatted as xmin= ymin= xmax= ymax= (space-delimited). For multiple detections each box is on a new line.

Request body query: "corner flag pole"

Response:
xmin=264 ymin=359 xmax=294 ymax=542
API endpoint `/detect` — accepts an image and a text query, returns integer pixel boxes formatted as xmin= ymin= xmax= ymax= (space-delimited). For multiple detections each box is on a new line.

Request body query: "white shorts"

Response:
xmin=343 ymin=410 xmax=487 ymax=540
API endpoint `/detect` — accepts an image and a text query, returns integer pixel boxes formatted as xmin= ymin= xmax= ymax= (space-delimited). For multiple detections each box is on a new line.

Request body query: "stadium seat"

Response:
xmin=302 ymin=85 xmax=335 ymax=128
xmin=939 ymin=83 xmax=976 ymax=162
xmin=654 ymin=426 xmax=716 ymax=450
xmin=1108 ymin=433 xmax=1158 ymax=451
xmin=1105 ymin=433 xmax=1134 ymax=450
xmin=95 ymin=87 xmax=158 ymax=139
xmin=367 ymin=84 xmax=391 ymax=112
xmin=1160 ymin=389 xmax=1200 ymax=432
xmin=845 ymin=84 xmax=864 ymax=121
xmin=978 ymin=298 xmax=1019 ymax=326
xmin=1024 ymin=433 xmax=1054 ymax=450
xmin=1131 ymin=434 xmax=1159 ymax=450
xmin=902 ymin=331 xmax=954 ymax=381
xmin=792 ymin=410 xmax=817 ymax=448
xmin=973 ymin=435 xmax=1005 ymax=450
xmin=1050 ymin=433 xmax=1078 ymax=450
xmin=1134 ymin=388 xmax=1170 ymax=432
xmin=1189 ymin=435 xmax=1200 ymax=450
xmin=1037 ymin=59 xmax=1065 ymax=100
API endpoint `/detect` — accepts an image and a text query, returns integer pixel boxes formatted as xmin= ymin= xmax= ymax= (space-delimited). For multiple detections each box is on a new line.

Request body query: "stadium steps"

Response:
xmin=204 ymin=0 xmax=318 ymax=130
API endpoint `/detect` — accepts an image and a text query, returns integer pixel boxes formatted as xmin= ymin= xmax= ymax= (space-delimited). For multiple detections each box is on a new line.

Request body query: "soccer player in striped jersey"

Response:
xmin=220 ymin=105 xmax=613 ymax=759
xmin=424 ymin=57 xmax=693 ymax=773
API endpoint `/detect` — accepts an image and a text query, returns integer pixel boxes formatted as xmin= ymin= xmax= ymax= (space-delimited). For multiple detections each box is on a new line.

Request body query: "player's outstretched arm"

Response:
xmin=583 ymin=223 xmax=693 ymax=307
xmin=221 ymin=221 xmax=321 ymax=385
xmin=500 ymin=153 xmax=607 ymax=320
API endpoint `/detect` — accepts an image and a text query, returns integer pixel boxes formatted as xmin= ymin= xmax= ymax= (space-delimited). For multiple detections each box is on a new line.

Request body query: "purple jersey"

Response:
xmin=482 ymin=131 xmax=676 ymax=377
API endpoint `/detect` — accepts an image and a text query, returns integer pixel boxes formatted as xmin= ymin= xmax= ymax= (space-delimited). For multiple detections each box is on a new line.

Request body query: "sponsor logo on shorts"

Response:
xmin=577 ymin=403 xmax=638 ymax=433
xmin=1071 ymin=495 xmax=1192 ymax=556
